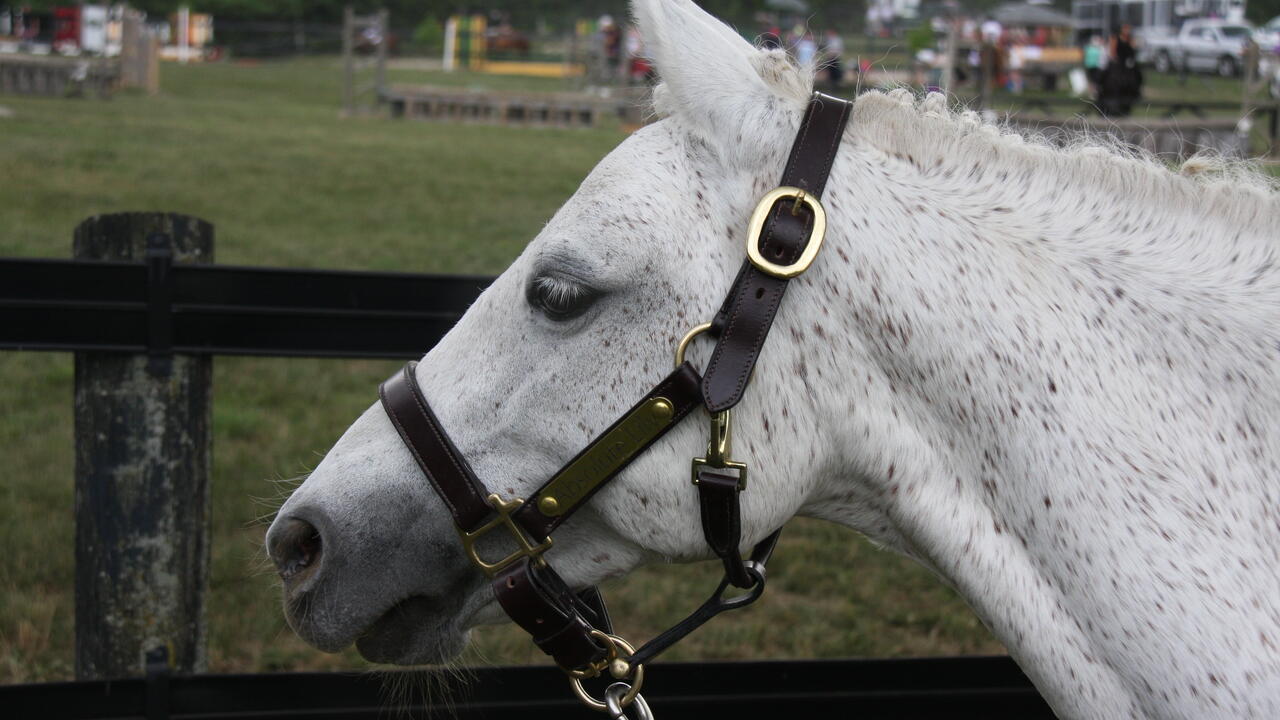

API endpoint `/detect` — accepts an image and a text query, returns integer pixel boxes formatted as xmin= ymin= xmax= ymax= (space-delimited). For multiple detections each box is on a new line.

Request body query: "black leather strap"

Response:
xmin=626 ymin=528 xmax=784 ymax=668
xmin=380 ymin=362 xmax=493 ymax=532
xmin=493 ymin=559 xmax=611 ymax=670
xmin=702 ymin=92 xmax=852 ymax=413
xmin=696 ymin=470 xmax=752 ymax=587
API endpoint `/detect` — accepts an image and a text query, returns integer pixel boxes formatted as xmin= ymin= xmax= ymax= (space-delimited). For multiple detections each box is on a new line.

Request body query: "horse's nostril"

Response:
xmin=269 ymin=517 xmax=324 ymax=582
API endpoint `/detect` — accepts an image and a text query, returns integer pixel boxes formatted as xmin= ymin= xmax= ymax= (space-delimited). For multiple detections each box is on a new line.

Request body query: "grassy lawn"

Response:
xmin=0 ymin=57 xmax=1006 ymax=684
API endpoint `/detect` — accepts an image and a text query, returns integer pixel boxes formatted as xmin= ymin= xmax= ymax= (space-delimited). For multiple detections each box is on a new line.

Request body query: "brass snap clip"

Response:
xmin=691 ymin=409 xmax=748 ymax=490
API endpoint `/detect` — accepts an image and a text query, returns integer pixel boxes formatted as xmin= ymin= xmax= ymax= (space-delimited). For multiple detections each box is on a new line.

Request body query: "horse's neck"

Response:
xmin=792 ymin=95 xmax=1280 ymax=718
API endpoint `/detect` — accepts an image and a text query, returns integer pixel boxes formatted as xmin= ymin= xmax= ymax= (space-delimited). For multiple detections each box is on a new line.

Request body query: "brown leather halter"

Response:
xmin=379 ymin=92 xmax=852 ymax=715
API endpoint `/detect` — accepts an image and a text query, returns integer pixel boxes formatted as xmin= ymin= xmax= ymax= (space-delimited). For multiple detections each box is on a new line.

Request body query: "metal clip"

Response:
xmin=691 ymin=409 xmax=748 ymax=490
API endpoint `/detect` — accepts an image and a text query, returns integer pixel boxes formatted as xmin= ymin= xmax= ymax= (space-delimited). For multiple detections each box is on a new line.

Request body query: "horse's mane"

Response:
xmin=852 ymin=89 xmax=1279 ymax=232
xmin=727 ymin=50 xmax=1280 ymax=237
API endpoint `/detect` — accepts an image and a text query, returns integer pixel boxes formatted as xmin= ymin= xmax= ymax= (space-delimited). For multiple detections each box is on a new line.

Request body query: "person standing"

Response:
xmin=1083 ymin=34 xmax=1105 ymax=92
xmin=822 ymin=29 xmax=845 ymax=89
xmin=794 ymin=31 xmax=817 ymax=66
xmin=1099 ymin=24 xmax=1142 ymax=116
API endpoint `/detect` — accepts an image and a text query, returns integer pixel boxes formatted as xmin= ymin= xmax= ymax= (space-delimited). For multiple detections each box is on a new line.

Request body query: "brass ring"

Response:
xmin=568 ymin=631 xmax=644 ymax=711
xmin=567 ymin=629 xmax=616 ymax=680
xmin=674 ymin=322 xmax=713 ymax=368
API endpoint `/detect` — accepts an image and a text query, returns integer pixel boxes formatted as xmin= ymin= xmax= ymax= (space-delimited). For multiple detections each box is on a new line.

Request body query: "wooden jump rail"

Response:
xmin=0 ymin=54 xmax=120 ymax=99
xmin=385 ymin=84 xmax=605 ymax=128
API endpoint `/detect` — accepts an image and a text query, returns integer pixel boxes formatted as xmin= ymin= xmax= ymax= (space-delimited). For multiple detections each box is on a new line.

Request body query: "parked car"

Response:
xmin=1141 ymin=19 xmax=1255 ymax=76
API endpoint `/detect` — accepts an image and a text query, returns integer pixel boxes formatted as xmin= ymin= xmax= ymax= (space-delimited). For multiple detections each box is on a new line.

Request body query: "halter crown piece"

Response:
xmin=379 ymin=92 xmax=852 ymax=717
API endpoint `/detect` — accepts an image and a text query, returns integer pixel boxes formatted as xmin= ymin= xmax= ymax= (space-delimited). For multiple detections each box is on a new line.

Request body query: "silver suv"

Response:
xmin=1143 ymin=19 xmax=1255 ymax=77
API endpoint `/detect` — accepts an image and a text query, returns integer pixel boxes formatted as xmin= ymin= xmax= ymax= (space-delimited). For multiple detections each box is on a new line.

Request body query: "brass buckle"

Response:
xmin=458 ymin=493 xmax=552 ymax=577
xmin=745 ymin=186 xmax=827 ymax=279
xmin=691 ymin=409 xmax=748 ymax=490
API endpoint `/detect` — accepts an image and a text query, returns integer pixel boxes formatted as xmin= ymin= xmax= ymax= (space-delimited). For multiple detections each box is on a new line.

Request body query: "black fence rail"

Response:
xmin=1 ymin=657 xmax=1054 ymax=720
xmin=0 ymin=257 xmax=492 ymax=359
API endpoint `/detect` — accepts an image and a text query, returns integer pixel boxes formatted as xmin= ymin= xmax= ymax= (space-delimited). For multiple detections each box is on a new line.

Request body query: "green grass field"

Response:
xmin=1 ymin=57 xmax=1003 ymax=684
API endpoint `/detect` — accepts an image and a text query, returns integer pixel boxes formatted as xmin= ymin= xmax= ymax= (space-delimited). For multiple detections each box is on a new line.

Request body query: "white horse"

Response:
xmin=267 ymin=1 xmax=1280 ymax=718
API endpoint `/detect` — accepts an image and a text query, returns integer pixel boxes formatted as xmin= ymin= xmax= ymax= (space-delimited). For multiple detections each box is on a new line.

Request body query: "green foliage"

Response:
xmin=906 ymin=22 xmax=935 ymax=55
xmin=411 ymin=16 xmax=443 ymax=51
xmin=1249 ymin=0 xmax=1280 ymax=24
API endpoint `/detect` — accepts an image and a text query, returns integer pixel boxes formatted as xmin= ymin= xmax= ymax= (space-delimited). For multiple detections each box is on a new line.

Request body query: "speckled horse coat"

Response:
xmin=267 ymin=2 xmax=1280 ymax=718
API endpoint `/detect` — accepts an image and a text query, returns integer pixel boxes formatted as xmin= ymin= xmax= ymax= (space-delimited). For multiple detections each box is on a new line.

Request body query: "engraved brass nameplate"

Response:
xmin=535 ymin=397 xmax=675 ymax=516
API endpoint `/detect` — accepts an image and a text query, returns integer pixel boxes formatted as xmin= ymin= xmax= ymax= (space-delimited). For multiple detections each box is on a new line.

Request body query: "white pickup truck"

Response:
xmin=1140 ymin=19 xmax=1255 ymax=77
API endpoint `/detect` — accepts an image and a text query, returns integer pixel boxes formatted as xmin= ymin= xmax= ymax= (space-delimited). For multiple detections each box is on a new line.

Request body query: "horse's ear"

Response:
xmin=631 ymin=0 xmax=777 ymax=135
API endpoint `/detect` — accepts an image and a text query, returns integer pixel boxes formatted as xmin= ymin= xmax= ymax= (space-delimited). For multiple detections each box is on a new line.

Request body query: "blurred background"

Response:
xmin=2 ymin=0 xmax=1278 ymax=685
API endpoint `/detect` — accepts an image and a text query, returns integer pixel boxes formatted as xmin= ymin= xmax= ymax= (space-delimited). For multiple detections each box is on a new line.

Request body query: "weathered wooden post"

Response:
xmin=73 ymin=212 xmax=214 ymax=680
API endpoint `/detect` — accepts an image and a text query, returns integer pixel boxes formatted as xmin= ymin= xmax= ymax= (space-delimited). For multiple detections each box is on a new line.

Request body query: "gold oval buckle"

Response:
xmin=745 ymin=186 xmax=827 ymax=279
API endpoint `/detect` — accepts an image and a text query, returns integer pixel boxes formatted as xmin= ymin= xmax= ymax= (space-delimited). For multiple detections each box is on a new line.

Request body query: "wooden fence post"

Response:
xmin=73 ymin=212 xmax=214 ymax=680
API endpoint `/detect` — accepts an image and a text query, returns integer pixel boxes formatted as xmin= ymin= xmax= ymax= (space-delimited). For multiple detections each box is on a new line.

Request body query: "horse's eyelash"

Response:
xmin=532 ymin=275 xmax=589 ymax=306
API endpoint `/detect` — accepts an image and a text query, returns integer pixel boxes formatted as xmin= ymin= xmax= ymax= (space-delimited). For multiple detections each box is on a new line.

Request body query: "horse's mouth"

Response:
xmin=355 ymin=595 xmax=465 ymax=665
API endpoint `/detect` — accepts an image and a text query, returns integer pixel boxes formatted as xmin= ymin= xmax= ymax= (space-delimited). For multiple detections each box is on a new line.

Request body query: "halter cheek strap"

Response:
xmin=702 ymin=92 xmax=852 ymax=413
xmin=697 ymin=92 xmax=852 ymax=585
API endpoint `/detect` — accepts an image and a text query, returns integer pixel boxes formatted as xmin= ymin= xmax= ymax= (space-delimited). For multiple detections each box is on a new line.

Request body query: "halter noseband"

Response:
xmin=379 ymin=92 xmax=852 ymax=715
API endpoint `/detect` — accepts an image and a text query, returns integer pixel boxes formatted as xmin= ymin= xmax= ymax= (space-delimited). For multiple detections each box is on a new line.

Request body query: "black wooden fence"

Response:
xmin=0 ymin=213 xmax=1054 ymax=718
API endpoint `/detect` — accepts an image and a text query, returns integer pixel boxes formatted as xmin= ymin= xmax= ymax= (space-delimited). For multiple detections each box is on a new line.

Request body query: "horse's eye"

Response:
xmin=527 ymin=275 xmax=599 ymax=321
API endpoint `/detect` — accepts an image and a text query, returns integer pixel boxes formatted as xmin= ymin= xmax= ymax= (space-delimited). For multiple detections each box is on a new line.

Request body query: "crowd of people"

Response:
xmin=589 ymin=12 xmax=1146 ymax=116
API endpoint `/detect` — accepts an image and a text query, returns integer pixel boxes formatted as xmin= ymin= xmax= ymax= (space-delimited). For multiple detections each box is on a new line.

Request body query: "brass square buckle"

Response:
xmin=745 ymin=186 xmax=827 ymax=279
xmin=458 ymin=493 xmax=552 ymax=577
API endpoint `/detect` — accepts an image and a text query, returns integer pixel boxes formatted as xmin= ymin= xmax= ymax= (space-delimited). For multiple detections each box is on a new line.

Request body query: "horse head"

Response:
xmin=267 ymin=0 xmax=828 ymax=667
